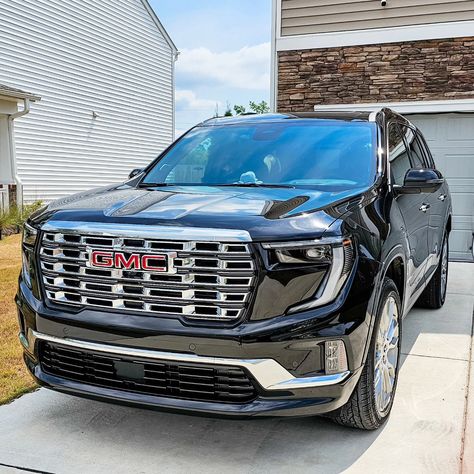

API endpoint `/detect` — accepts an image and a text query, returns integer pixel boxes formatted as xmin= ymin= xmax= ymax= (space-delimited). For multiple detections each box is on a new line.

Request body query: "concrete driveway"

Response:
xmin=0 ymin=263 xmax=472 ymax=474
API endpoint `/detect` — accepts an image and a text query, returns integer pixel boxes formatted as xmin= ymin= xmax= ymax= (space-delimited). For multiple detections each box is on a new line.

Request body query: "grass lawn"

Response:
xmin=0 ymin=234 xmax=36 ymax=404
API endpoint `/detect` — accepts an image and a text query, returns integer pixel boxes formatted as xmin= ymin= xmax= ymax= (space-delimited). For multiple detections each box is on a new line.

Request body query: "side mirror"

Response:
xmin=128 ymin=168 xmax=143 ymax=179
xmin=394 ymin=168 xmax=444 ymax=194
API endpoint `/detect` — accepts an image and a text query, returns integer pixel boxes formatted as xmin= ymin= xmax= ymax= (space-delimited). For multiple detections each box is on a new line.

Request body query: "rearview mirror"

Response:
xmin=394 ymin=168 xmax=444 ymax=194
xmin=128 ymin=168 xmax=144 ymax=179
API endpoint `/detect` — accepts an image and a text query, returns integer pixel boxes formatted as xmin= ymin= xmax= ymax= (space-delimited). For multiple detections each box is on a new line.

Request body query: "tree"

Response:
xmin=249 ymin=100 xmax=270 ymax=114
xmin=230 ymin=101 xmax=269 ymax=116
xmin=233 ymin=104 xmax=246 ymax=115
xmin=224 ymin=101 xmax=233 ymax=117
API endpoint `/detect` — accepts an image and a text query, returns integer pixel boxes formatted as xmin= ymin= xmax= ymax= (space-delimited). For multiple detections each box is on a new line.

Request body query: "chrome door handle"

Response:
xmin=419 ymin=203 xmax=430 ymax=213
xmin=438 ymin=194 xmax=447 ymax=201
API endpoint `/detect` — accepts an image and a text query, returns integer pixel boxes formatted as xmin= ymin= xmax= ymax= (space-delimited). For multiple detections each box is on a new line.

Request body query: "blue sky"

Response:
xmin=149 ymin=0 xmax=272 ymax=134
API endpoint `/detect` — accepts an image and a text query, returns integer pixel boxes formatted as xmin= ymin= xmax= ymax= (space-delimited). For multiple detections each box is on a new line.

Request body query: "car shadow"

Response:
xmin=21 ymin=389 xmax=385 ymax=474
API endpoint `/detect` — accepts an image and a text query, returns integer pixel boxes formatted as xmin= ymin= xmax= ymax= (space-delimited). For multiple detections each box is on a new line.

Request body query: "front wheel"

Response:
xmin=329 ymin=278 xmax=402 ymax=430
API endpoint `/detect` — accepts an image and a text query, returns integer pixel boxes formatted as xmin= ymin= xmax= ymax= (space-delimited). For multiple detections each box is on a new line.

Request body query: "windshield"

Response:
xmin=142 ymin=120 xmax=378 ymax=190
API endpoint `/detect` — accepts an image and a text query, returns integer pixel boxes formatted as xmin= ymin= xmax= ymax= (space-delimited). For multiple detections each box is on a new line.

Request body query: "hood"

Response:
xmin=32 ymin=183 xmax=373 ymax=241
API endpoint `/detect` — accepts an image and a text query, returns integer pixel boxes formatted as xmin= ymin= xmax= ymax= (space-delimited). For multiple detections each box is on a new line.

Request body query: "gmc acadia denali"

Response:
xmin=17 ymin=110 xmax=452 ymax=430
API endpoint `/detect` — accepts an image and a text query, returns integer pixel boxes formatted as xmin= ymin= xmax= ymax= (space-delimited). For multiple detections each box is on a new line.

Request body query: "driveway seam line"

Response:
xmin=400 ymin=352 xmax=469 ymax=362
xmin=459 ymin=305 xmax=474 ymax=474
xmin=0 ymin=462 xmax=55 ymax=474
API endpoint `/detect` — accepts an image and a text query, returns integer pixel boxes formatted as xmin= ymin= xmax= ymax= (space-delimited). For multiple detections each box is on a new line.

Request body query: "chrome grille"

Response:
xmin=39 ymin=230 xmax=255 ymax=321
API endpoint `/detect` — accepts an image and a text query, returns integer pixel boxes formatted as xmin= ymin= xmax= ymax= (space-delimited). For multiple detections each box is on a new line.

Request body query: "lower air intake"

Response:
xmin=39 ymin=342 xmax=258 ymax=403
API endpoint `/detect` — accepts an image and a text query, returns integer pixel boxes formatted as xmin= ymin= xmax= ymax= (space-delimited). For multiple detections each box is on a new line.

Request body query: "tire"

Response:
xmin=416 ymin=233 xmax=449 ymax=309
xmin=329 ymin=278 xmax=402 ymax=430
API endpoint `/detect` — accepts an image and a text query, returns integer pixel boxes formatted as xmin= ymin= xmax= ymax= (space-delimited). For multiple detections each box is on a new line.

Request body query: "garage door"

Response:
xmin=408 ymin=113 xmax=474 ymax=262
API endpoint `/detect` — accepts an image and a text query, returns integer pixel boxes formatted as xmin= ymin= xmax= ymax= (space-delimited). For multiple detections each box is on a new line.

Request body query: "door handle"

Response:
xmin=438 ymin=194 xmax=447 ymax=202
xmin=419 ymin=203 xmax=430 ymax=213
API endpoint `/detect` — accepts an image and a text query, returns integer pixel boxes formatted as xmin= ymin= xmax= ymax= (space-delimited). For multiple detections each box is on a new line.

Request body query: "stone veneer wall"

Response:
xmin=277 ymin=37 xmax=474 ymax=112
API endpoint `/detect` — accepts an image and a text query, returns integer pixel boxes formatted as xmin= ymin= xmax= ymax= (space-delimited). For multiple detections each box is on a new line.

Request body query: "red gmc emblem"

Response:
xmin=89 ymin=250 xmax=168 ymax=272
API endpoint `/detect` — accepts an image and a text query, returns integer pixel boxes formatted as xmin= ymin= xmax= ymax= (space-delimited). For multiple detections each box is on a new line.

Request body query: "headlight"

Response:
xmin=22 ymin=249 xmax=33 ymax=288
xmin=262 ymin=237 xmax=355 ymax=313
xmin=273 ymin=244 xmax=333 ymax=265
xmin=23 ymin=222 xmax=38 ymax=247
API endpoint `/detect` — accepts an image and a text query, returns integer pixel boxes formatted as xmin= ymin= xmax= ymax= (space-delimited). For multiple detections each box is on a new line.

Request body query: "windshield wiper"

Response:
xmin=214 ymin=183 xmax=296 ymax=189
xmin=137 ymin=182 xmax=296 ymax=189
xmin=137 ymin=182 xmax=172 ymax=187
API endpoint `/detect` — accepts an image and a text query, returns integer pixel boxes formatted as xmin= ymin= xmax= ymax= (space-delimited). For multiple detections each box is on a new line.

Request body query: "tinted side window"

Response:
xmin=400 ymin=125 xmax=425 ymax=168
xmin=389 ymin=124 xmax=411 ymax=186
xmin=416 ymin=131 xmax=436 ymax=168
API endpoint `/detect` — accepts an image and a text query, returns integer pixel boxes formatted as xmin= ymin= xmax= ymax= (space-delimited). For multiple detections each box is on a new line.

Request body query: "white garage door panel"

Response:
xmin=451 ymin=191 xmax=473 ymax=217
xmin=412 ymin=116 xmax=438 ymax=141
xmin=451 ymin=216 xmax=472 ymax=261
xmin=447 ymin=116 xmax=474 ymax=140
xmin=435 ymin=154 xmax=474 ymax=178
xmin=409 ymin=113 xmax=474 ymax=262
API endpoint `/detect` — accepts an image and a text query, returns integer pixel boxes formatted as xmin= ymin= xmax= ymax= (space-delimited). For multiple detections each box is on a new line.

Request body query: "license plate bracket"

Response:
xmin=114 ymin=360 xmax=145 ymax=381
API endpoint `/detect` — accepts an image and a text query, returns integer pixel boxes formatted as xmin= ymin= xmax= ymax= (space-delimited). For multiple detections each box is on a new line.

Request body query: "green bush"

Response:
xmin=0 ymin=200 xmax=43 ymax=240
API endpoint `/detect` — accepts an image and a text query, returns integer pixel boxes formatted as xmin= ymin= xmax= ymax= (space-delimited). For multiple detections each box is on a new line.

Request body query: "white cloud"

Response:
xmin=177 ymin=42 xmax=271 ymax=91
xmin=175 ymin=90 xmax=221 ymax=112
xmin=175 ymin=90 xmax=222 ymax=131
xmin=173 ymin=43 xmax=271 ymax=132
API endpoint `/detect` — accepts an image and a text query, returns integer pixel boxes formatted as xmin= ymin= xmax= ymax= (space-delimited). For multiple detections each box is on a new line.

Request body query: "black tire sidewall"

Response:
xmin=439 ymin=233 xmax=449 ymax=305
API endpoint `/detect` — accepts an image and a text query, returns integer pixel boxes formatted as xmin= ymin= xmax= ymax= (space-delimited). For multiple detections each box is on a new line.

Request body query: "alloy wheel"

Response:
xmin=374 ymin=295 xmax=399 ymax=415
xmin=440 ymin=237 xmax=448 ymax=301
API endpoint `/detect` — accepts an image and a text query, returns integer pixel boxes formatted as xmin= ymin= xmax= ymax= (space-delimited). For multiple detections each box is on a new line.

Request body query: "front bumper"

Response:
xmin=28 ymin=331 xmax=351 ymax=391
xmin=17 ymin=275 xmax=370 ymax=417
xmin=21 ymin=330 xmax=360 ymax=417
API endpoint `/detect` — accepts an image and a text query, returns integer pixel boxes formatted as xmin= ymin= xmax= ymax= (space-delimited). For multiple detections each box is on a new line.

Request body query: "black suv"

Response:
xmin=17 ymin=109 xmax=451 ymax=430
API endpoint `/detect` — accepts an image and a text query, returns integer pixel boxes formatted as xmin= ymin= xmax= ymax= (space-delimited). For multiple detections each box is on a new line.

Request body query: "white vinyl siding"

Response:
xmin=0 ymin=0 xmax=174 ymax=203
xmin=281 ymin=0 xmax=474 ymax=36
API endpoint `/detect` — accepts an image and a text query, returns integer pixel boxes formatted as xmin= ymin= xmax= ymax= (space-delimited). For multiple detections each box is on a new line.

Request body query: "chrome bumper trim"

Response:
xmin=26 ymin=331 xmax=351 ymax=391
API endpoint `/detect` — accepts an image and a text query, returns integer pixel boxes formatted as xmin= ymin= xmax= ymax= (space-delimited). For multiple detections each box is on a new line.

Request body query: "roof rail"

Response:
xmin=313 ymin=104 xmax=386 ymax=122
xmin=368 ymin=108 xmax=386 ymax=122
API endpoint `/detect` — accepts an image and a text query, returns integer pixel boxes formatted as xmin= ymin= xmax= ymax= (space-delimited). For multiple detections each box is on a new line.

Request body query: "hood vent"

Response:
xmin=263 ymin=196 xmax=309 ymax=219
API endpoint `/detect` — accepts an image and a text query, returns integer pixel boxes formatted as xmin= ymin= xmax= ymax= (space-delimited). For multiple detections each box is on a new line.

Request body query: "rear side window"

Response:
xmin=416 ymin=131 xmax=436 ymax=169
xmin=400 ymin=125 xmax=426 ymax=169
xmin=388 ymin=124 xmax=411 ymax=186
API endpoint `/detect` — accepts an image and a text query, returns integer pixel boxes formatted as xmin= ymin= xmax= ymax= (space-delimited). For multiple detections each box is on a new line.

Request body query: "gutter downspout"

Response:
xmin=172 ymin=51 xmax=179 ymax=141
xmin=8 ymin=98 xmax=30 ymax=208
xmin=270 ymin=0 xmax=279 ymax=112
